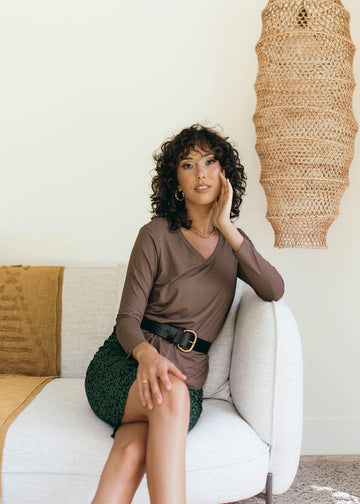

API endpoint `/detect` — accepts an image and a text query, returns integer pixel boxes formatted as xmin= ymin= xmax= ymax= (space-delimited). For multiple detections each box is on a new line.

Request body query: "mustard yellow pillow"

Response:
xmin=0 ymin=265 xmax=64 ymax=376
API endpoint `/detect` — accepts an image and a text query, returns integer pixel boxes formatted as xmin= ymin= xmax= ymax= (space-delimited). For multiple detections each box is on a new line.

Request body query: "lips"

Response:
xmin=194 ymin=184 xmax=212 ymax=191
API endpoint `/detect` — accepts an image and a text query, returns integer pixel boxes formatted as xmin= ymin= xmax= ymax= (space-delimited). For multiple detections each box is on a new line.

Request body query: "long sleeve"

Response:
xmin=115 ymin=225 xmax=159 ymax=356
xmin=232 ymin=228 xmax=285 ymax=302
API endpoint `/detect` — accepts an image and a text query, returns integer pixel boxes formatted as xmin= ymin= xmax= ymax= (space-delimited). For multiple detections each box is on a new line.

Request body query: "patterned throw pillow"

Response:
xmin=0 ymin=265 xmax=63 ymax=376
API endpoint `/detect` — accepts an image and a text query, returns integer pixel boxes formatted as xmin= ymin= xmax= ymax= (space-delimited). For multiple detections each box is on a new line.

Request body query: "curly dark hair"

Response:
xmin=150 ymin=123 xmax=247 ymax=232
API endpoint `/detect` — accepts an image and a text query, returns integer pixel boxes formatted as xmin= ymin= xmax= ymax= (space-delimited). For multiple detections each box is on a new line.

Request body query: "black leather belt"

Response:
xmin=140 ymin=316 xmax=211 ymax=354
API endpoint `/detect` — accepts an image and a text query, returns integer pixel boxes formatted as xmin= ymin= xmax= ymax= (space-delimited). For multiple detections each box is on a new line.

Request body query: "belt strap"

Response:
xmin=140 ymin=316 xmax=211 ymax=354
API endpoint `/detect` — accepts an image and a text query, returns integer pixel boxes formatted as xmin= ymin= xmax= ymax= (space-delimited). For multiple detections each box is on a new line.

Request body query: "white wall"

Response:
xmin=1 ymin=0 xmax=359 ymax=454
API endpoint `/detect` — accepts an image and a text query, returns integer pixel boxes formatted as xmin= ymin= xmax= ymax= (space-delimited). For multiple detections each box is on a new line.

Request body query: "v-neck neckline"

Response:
xmin=178 ymin=227 xmax=222 ymax=263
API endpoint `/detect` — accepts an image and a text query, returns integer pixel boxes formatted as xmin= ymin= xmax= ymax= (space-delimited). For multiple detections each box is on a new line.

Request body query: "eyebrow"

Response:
xmin=181 ymin=152 xmax=214 ymax=161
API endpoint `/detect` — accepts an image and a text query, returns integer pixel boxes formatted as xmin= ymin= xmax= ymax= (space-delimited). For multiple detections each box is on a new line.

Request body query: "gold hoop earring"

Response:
xmin=175 ymin=189 xmax=184 ymax=202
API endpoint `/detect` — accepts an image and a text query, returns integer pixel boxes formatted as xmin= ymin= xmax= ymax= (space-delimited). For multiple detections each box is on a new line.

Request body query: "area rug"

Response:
xmin=237 ymin=455 xmax=360 ymax=504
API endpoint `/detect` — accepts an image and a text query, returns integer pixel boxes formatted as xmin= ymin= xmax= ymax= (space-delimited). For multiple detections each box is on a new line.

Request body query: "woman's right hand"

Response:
xmin=132 ymin=342 xmax=187 ymax=410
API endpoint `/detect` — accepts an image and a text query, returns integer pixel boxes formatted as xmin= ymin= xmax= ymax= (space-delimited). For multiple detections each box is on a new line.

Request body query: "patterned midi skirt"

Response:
xmin=85 ymin=327 xmax=203 ymax=438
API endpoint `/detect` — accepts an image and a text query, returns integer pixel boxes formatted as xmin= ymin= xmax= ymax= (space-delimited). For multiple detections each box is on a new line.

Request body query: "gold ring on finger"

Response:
xmin=142 ymin=379 xmax=150 ymax=385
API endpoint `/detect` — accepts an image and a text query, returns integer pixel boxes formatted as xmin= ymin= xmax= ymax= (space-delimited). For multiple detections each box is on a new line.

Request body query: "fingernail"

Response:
xmin=157 ymin=397 xmax=162 ymax=404
xmin=166 ymin=384 xmax=171 ymax=390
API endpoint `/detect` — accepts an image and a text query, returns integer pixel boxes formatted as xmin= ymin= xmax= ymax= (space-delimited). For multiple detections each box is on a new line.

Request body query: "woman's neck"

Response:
xmin=186 ymin=209 xmax=215 ymax=235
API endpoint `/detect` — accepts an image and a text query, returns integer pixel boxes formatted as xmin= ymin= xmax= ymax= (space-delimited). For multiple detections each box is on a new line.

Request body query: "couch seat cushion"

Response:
xmin=3 ymin=378 xmax=269 ymax=504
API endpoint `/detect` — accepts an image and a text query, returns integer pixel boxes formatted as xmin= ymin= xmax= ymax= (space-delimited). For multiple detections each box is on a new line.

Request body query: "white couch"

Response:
xmin=1 ymin=265 xmax=303 ymax=504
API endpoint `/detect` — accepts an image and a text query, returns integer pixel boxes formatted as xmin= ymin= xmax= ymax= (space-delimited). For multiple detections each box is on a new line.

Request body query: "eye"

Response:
xmin=182 ymin=163 xmax=192 ymax=169
xmin=206 ymin=158 xmax=216 ymax=164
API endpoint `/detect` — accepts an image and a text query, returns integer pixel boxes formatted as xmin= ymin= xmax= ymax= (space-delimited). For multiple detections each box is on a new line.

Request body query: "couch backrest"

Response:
xmin=61 ymin=265 xmax=126 ymax=378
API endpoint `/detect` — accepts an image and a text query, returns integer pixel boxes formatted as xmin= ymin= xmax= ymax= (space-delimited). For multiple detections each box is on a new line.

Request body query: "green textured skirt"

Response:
xmin=85 ymin=326 xmax=203 ymax=438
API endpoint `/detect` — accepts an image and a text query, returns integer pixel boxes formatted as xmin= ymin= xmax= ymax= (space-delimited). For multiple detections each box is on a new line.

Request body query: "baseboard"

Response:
xmin=302 ymin=417 xmax=360 ymax=454
xmin=300 ymin=454 xmax=360 ymax=462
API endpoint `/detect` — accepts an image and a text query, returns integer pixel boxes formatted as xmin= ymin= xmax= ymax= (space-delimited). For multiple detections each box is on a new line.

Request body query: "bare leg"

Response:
xmin=91 ymin=421 xmax=148 ymax=504
xmin=92 ymin=374 xmax=190 ymax=504
xmin=145 ymin=376 xmax=190 ymax=504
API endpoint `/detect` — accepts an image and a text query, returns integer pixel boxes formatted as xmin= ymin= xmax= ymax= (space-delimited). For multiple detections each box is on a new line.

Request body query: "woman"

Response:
xmin=85 ymin=123 xmax=285 ymax=504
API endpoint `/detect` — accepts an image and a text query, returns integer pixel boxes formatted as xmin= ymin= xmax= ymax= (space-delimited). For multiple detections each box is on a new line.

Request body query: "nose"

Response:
xmin=195 ymin=164 xmax=206 ymax=179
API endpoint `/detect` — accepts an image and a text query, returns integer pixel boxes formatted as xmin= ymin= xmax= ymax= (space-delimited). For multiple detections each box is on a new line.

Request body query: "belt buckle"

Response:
xmin=177 ymin=330 xmax=197 ymax=353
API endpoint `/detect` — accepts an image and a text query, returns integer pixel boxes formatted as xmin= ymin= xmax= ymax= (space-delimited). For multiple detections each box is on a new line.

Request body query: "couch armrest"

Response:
xmin=229 ymin=285 xmax=303 ymax=493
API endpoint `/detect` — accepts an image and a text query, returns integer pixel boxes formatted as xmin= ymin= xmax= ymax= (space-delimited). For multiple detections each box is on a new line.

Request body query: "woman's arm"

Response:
xmin=116 ymin=225 xmax=159 ymax=357
xmin=220 ymin=222 xmax=285 ymax=302
xmin=116 ymin=223 xmax=187 ymax=410
xmin=211 ymin=172 xmax=284 ymax=302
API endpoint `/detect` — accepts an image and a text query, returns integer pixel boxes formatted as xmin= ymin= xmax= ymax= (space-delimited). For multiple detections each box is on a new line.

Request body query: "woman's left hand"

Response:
xmin=211 ymin=171 xmax=233 ymax=231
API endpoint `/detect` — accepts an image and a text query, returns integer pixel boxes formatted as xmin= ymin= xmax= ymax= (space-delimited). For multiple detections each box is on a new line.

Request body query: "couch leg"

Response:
xmin=257 ymin=472 xmax=273 ymax=504
xmin=265 ymin=473 xmax=273 ymax=504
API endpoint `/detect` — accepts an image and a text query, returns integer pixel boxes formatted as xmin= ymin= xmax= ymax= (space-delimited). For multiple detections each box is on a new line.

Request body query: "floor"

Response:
xmin=236 ymin=455 xmax=360 ymax=504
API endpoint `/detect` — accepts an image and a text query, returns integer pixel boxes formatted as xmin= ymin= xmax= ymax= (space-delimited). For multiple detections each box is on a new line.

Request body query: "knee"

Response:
xmin=160 ymin=375 xmax=190 ymax=415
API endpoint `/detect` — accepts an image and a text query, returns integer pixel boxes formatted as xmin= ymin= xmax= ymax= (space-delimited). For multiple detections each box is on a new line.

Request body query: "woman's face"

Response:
xmin=176 ymin=146 xmax=225 ymax=209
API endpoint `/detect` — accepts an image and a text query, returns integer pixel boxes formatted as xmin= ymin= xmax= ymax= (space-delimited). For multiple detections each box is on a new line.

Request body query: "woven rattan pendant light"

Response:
xmin=253 ymin=0 xmax=358 ymax=248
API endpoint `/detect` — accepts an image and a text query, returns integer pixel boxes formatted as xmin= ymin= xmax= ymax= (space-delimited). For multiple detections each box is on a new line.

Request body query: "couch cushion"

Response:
xmin=114 ymin=262 xmax=128 ymax=311
xmin=202 ymin=279 xmax=243 ymax=401
xmin=2 ymin=378 xmax=269 ymax=504
xmin=61 ymin=266 xmax=125 ymax=378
